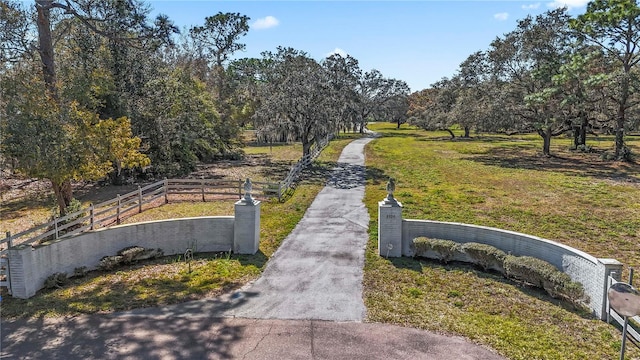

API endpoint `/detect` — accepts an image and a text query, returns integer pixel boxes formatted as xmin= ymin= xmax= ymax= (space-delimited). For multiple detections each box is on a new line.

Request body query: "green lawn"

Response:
xmin=6 ymin=124 xmax=637 ymax=359
xmin=363 ymin=122 xmax=640 ymax=360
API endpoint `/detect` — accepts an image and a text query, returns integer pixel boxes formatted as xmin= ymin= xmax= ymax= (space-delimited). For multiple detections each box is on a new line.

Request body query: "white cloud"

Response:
xmin=252 ymin=16 xmax=279 ymax=30
xmin=494 ymin=12 xmax=509 ymax=21
xmin=326 ymin=48 xmax=348 ymax=58
xmin=547 ymin=0 xmax=589 ymax=10
xmin=522 ymin=3 xmax=541 ymax=10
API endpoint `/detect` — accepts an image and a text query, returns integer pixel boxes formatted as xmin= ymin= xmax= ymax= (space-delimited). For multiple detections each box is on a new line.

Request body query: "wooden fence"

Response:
xmin=0 ymin=178 xmax=280 ymax=256
xmin=279 ymin=136 xmax=330 ymax=197
xmin=0 ymin=135 xmax=332 ymax=292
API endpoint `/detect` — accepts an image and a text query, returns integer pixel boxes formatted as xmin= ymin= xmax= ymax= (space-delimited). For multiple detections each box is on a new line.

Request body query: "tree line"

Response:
xmin=408 ymin=1 xmax=640 ymax=159
xmin=0 ymin=0 xmax=409 ymax=215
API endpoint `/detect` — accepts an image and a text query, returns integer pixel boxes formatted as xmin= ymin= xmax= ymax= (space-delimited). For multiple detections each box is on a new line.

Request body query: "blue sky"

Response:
xmin=148 ymin=1 xmax=591 ymax=92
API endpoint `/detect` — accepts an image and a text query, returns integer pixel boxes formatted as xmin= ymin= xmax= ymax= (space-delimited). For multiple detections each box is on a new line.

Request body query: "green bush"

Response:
xmin=504 ymin=255 xmax=556 ymax=287
xmin=412 ymin=238 xmax=585 ymax=304
xmin=37 ymin=198 xmax=87 ymax=245
xmin=542 ymin=270 xmax=585 ymax=302
xmin=504 ymin=255 xmax=584 ymax=302
xmin=412 ymin=237 xmax=460 ymax=263
xmin=44 ymin=272 xmax=68 ymax=289
xmin=461 ymin=242 xmax=506 ymax=271
xmin=98 ymin=255 xmax=124 ymax=271
xmin=571 ymin=144 xmax=593 ymax=153
xmin=99 ymin=246 xmax=164 ymax=271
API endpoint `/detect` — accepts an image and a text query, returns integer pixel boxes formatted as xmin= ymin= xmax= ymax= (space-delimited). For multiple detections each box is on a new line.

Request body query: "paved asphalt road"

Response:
xmin=1 ymin=315 xmax=505 ymax=359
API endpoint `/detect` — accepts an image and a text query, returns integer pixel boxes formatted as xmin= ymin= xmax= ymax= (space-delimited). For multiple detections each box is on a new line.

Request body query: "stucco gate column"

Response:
xmin=378 ymin=178 xmax=402 ymax=257
xmin=234 ymin=179 xmax=261 ymax=255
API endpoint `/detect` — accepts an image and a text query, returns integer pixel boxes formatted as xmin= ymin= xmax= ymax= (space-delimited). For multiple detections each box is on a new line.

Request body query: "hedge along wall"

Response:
xmin=8 ymin=217 xmax=235 ymax=299
xmin=401 ymin=219 xmax=622 ymax=321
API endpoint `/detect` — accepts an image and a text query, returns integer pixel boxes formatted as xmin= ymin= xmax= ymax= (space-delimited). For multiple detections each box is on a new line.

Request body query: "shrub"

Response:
xmin=37 ymin=199 xmax=87 ymax=245
xmin=72 ymin=266 xmax=88 ymax=278
xmin=98 ymin=255 xmax=124 ymax=271
xmin=575 ymin=144 xmax=593 ymax=153
xmin=44 ymin=272 xmax=68 ymax=289
xmin=411 ymin=239 xmax=585 ymax=304
xmin=601 ymin=146 xmax=633 ymax=161
xmin=412 ymin=237 xmax=460 ymax=263
xmin=461 ymin=242 xmax=506 ymax=272
xmin=118 ymin=246 xmax=148 ymax=264
xmin=504 ymin=255 xmax=584 ymax=302
xmin=543 ymin=270 xmax=585 ymax=302
xmin=504 ymin=255 xmax=556 ymax=287
xmin=99 ymin=246 xmax=164 ymax=271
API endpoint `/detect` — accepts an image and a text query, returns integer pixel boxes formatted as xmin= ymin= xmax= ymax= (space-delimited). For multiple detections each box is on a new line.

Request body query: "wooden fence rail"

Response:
xmin=278 ymin=135 xmax=330 ymax=198
xmin=0 ymin=134 xmax=332 ymax=273
xmin=0 ymin=178 xmax=280 ymax=255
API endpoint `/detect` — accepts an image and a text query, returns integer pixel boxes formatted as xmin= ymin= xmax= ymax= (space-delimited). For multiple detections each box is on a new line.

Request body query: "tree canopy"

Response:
xmin=410 ymin=5 xmax=640 ymax=159
xmin=1 ymin=1 xmax=409 ymax=214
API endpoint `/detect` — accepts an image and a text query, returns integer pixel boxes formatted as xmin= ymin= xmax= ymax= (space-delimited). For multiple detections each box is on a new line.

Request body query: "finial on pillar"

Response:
xmin=243 ymin=178 xmax=254 ymax=203
xmin=384 ymin=177 xmax=398 ymax=205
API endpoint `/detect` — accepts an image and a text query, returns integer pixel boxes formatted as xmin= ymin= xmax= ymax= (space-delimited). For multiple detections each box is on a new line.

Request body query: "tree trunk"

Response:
xmin=614 ymin=103 xmax=626 ymax=160
xmin=51 ymin=179 xmax=73 ymax=216
xmin=36 ymin=1 xmax=57 ymax=99
xmin=463 ymin=126 xmax=470 ymax=138
xmin=572 ymin=125 xmax=580 ymax=148
xmin=444 ymin=128 xmax=455 ymax=139
xmin=37 ymin=2 xmax=75 ymax=215
xmin=614 ymin=69 xmax=631 ymax=160
xmin=302 ymin=141 xmax=312 ymax=157
xmin=579 ymin=112 xmax=588 ymax=147
xmin=538 ymin=128 xmax=552 ymax=157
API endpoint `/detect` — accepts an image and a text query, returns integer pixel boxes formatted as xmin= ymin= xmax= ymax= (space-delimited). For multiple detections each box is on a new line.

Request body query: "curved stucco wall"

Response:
xmin=9 ymin=216 xmax=234 ymax=299
xmin=401 ymin=219 xmax=622 ymax=320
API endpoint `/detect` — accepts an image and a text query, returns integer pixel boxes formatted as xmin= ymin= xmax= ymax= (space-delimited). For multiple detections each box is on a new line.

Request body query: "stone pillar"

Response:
xmin=8 ymin=245 xmax=37 ymax=299
xmin=378 ymin=178 xmax=403 ymax=257
xmin=597 ymin=258 xmax=623 ymax=320
xmin=234 ymin=179 xmax=261 ymax=255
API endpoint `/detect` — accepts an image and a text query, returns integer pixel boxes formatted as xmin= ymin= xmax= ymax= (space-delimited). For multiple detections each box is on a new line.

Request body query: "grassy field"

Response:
xmin=5 ymin=124 xmax=639 ymax=359
xmin=0 ymin=134 xmax=358 ymax=319
xmin=363 ymin=122 xmax=640 ymax=360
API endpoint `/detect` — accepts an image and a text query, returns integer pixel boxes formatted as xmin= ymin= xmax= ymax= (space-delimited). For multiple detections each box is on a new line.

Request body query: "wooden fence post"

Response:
xmin=164 ymin=178 xmax=169 ymax=204
xmin=116 ymin=194 xmax=121 ymax=225
xmin=138 ymin=185 xmax=143 ymax=213
xmin=89 ymin=203 xmax=95 ymax=230
xmin=54 ymin=216 xmax=59 ymax=239
xmin=278 ymin=184 xmax=282 ymax=202
xmin=201 ymin=178 xmax=206 ymax=202
xmin=238 ymin=180 xmax=242 ymax=199
xmin=5 ymin=231 xmax=12 ymax=248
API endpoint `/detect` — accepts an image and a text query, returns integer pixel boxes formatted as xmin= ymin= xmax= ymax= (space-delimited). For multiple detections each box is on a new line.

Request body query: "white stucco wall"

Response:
xmin=401 ymin=219 xmax=622 ymax=320
xmin=9 ymin=217 xmax=235 ymax=299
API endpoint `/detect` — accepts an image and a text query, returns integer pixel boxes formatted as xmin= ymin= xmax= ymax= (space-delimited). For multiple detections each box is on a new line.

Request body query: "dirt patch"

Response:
xmin=189 ymin=154 xmax=292 ymax=182
xmin=1 ymin=174 xmax=53 ymax=204
xmin=1 ymin=153 xmax=299 ymax=239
